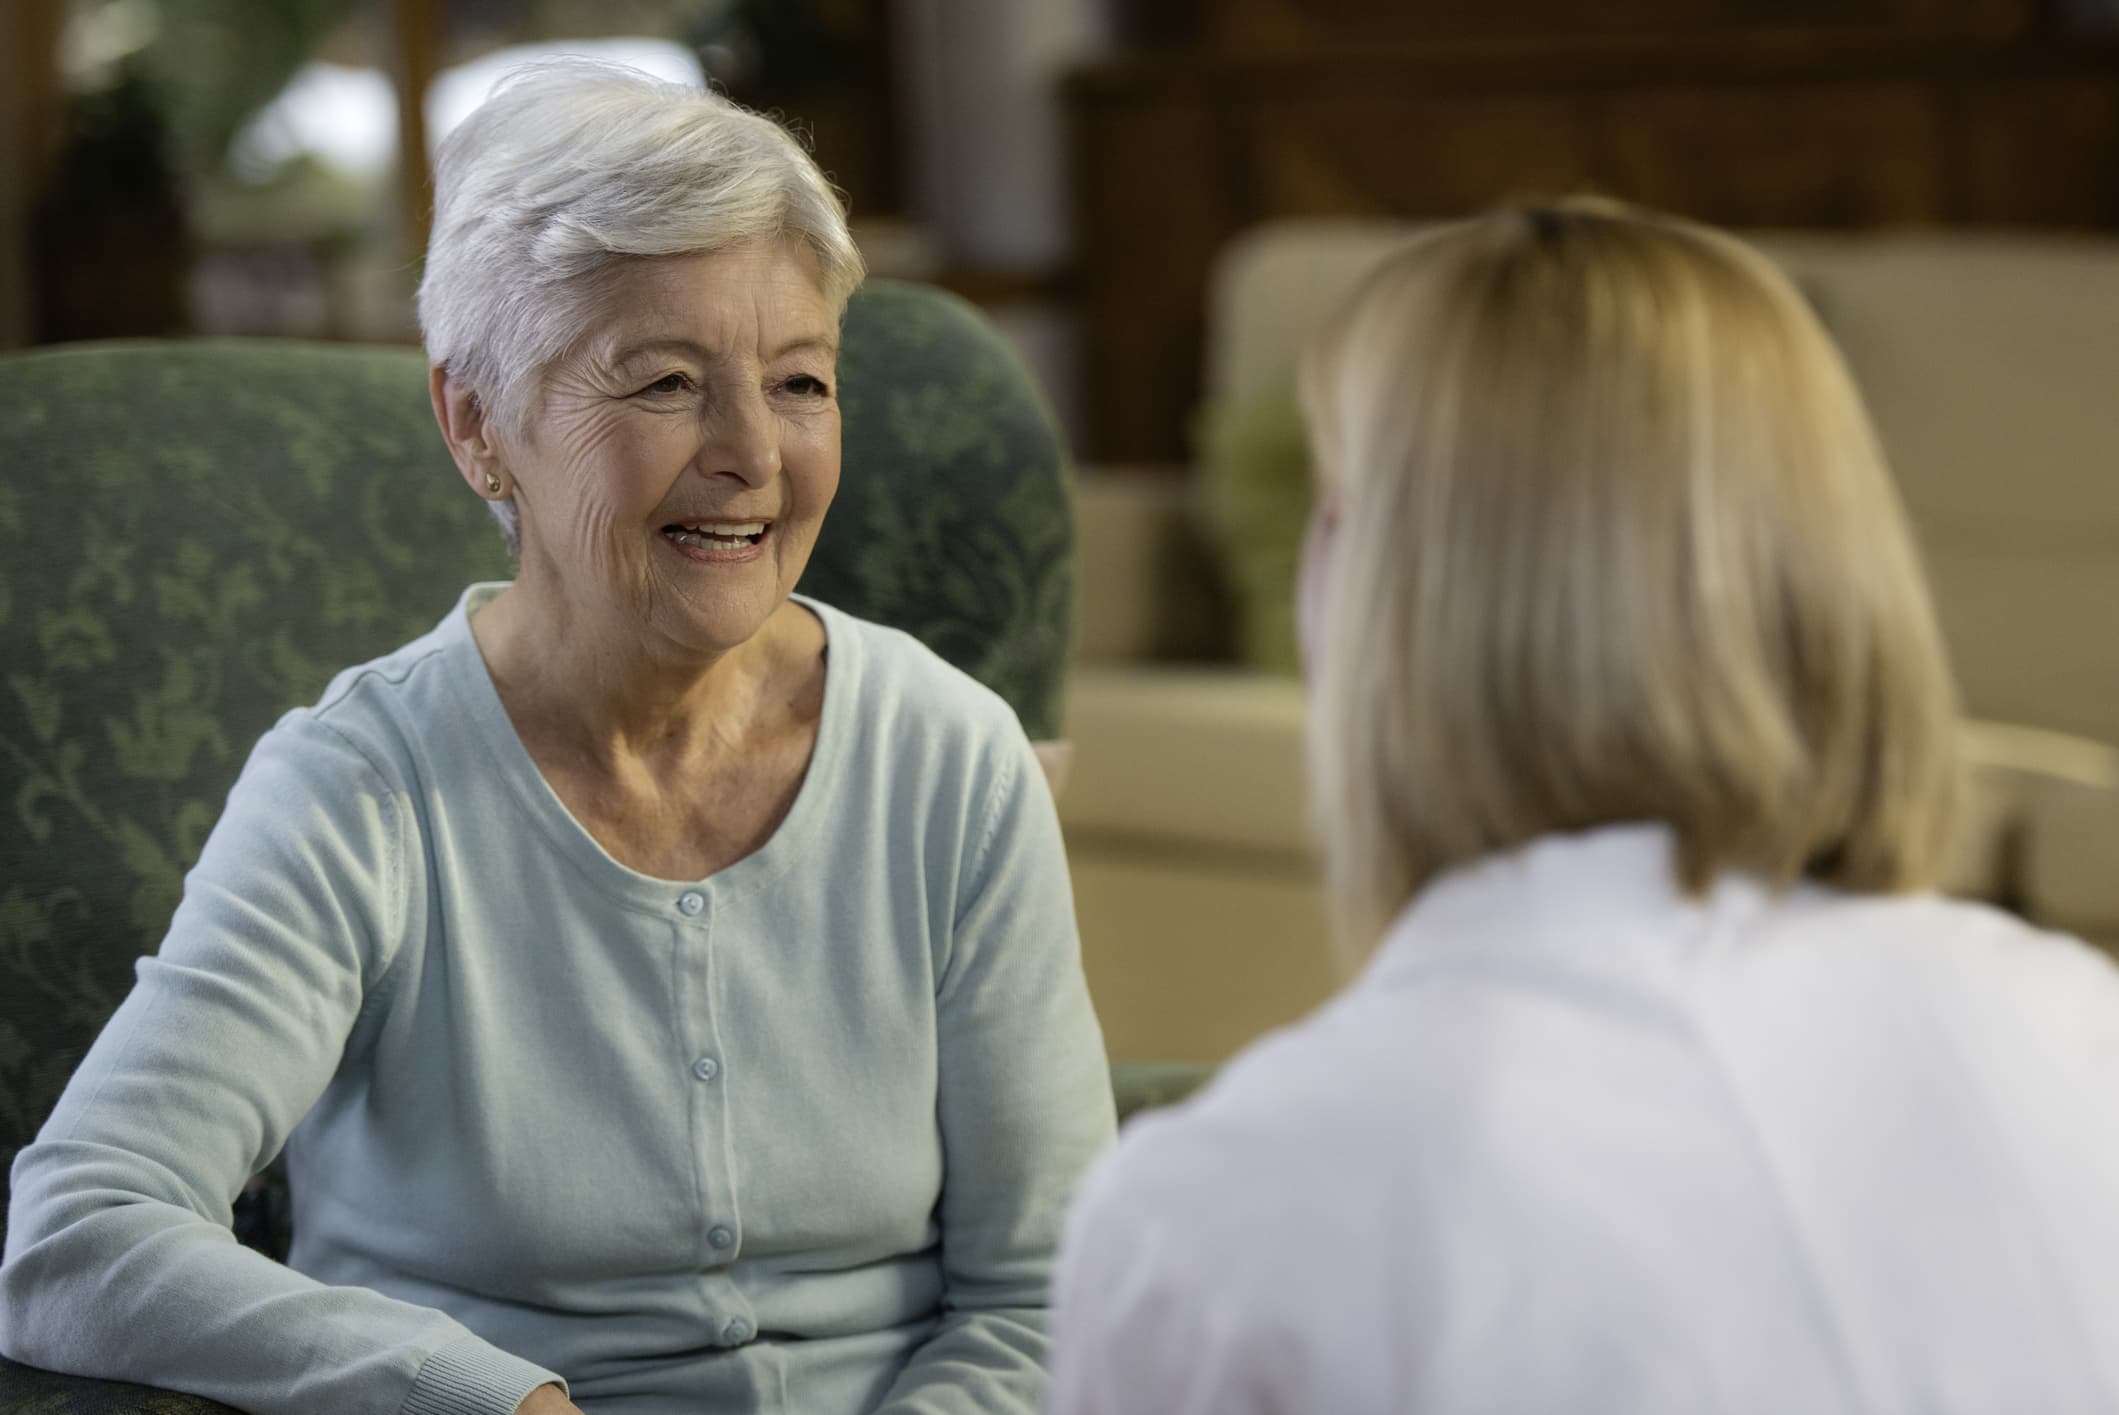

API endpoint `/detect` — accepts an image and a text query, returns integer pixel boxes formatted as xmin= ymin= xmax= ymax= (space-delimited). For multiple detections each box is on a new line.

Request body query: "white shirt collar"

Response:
xmin=1358 ymin=822 xmax=1780 ymax=991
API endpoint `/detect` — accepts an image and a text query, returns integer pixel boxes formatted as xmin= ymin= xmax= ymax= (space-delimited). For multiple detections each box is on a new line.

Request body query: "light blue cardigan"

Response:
xmin=2 ymin=586 xmax=1116 ymax=1414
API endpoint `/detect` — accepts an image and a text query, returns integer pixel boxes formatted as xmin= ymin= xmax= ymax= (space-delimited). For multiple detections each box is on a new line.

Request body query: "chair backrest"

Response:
xmin=0 ymin=280 xmax=1074 ymax=1237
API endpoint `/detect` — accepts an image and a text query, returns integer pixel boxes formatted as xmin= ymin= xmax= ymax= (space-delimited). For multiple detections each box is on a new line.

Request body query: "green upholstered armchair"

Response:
xmin=0 ymin=282 xmax=1210 ymax=1412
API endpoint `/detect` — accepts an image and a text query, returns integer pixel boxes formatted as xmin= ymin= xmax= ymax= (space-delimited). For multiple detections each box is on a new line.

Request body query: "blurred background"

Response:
xmin=10 ymin=0 xmax=2115 ymax=453
xmin=5 ymin=0 xmax=2119 ymax=1063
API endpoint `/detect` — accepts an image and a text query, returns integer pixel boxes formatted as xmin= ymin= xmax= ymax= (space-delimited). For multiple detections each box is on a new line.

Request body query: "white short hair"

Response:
xmin=418 ymin=60 xmax=865 ymax=553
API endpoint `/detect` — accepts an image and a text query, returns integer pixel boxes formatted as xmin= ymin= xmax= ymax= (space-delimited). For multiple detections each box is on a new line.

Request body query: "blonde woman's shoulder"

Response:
xmin=1747 ymin=884 xmax=2119 ymax=1025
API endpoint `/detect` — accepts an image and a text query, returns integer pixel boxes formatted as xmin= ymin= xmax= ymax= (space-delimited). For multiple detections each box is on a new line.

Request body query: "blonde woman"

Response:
xmin=1047 ymin=200 xmax=2119 ymax=1414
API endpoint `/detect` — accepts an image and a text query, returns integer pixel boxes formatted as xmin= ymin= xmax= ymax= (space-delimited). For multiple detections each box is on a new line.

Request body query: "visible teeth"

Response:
xmin=667 ymin=522 xmax=766 ymax=549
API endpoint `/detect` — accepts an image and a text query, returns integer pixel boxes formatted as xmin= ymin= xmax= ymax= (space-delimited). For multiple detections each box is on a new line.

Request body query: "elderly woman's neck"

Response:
xmin=469 ymin=582 xmax=820 ymax=771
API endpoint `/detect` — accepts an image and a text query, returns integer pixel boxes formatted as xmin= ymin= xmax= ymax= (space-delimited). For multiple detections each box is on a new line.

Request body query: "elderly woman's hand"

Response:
xmin=514 ymin=1383 xmax=583 ymax=1415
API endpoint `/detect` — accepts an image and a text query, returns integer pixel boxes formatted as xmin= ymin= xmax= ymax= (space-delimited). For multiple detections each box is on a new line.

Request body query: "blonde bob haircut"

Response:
xmin=1300 ymin=198 xmax=1961 ymax=958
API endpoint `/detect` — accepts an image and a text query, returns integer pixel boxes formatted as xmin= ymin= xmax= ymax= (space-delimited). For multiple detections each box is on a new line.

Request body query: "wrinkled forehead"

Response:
xmin=572 ymin=245 xmax=840 ymax=365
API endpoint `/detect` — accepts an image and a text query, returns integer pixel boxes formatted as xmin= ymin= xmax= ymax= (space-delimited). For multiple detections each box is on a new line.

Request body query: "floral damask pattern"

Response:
xmin=0 ymin=280 xmax=1076 ymax=1412
xmin=810 ymin=281 xmax=1075 ymax=733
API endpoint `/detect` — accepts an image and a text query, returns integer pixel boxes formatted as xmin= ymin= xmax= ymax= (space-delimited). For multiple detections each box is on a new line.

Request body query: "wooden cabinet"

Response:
xmin=1067 ymin=32 xmax=2119 ymax=459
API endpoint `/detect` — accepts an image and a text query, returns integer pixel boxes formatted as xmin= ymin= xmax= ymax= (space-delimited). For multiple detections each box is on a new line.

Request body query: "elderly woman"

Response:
xmin=1 ymin=63 xmax=1113 ymax=1415
xmin=1049 ymin=200 xmax=2119 ymax=1413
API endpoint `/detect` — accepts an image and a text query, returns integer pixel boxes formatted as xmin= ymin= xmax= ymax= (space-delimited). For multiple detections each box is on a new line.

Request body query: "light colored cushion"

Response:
xmin=1071 ymin=468 xmax=1228 ymax=666
xmin=1060 ymin=665 xmax=1311 ymax=856
xmin=1204 ymin=219 xmax=1430 ymax=403
xmin=2031 ymin=783 xmax=2119 ymax=950
xmin=1958 ymin=720 xmax=2119 ymax=940
xmin=1753 ymin=235 xmax=2119 ymax=539
xmin=1060 ymin=665 xmax=1332 ymax=1063
xmin=1951 ymin=721 xmax=2119 ymax=904
xmin=1073 ymin=852 xmax=1334 ymax=1065
xmin=1756 ymin=235 xmax=2119 ymax=748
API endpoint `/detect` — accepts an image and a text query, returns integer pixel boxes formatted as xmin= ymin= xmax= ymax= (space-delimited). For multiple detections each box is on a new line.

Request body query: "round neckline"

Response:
xmin=442 ymin=583 xmax=854 ymax=914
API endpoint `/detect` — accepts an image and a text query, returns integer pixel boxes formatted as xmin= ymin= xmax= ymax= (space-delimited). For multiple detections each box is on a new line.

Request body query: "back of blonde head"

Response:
xmin=1302 ymin=200 xmax=1960 ymax=959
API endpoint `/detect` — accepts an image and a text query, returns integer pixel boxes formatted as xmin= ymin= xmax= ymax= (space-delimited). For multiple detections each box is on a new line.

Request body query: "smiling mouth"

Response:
xmin=663 ymin=519 xmax=770 ymax=551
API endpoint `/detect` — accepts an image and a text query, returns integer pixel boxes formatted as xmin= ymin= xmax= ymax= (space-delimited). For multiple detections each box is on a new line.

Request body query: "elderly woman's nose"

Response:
xmin=702 ymin=389 xmax=783 ymax=485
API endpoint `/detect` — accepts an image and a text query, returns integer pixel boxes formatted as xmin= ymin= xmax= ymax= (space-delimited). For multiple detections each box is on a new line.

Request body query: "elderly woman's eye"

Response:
xmin=636 ymin=372 xmax=693 ymax=397
xmin=783 ymin=375 xmax=831 ymax=398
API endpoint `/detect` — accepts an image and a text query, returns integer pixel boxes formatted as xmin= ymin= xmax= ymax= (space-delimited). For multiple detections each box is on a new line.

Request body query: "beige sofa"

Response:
xmin=1062 ymin=221 xmax=2119 ymax=1065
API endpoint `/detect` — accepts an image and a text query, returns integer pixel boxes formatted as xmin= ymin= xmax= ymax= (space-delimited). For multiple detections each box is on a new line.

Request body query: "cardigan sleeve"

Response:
xmin=870 ymin=729 xmax=1118 ymax=1414
xmin=0 ymin=713 xmax=560 ymax=1415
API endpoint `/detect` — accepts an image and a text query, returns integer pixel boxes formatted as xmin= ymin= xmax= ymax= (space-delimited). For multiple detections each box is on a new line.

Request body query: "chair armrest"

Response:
xmin=0 ymin=1355 xmax=242 ymax=1413
xmin=1949 ymin=719 xmax=2119 ymax=915
xmin=2026 ymin=777 xmax=2119 ymax=953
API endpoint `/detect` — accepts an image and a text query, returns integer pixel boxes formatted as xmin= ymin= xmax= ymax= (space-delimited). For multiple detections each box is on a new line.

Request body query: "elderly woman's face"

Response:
xmin=506 ymin=241 xmax=841 ymax=657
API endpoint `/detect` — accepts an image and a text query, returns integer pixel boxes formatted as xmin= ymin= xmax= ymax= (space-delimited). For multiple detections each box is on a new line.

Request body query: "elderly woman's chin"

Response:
xmin=649 ymin=549 xmax=814 ymax=657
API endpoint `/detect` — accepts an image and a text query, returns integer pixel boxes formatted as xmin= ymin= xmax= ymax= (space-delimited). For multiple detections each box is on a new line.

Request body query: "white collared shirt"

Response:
xmin=1051 ymin=824 xmax=2119 ymax=1414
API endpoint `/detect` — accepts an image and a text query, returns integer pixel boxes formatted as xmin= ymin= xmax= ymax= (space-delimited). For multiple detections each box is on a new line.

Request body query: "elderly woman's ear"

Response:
xmin=428 ymin=365 xmax=509 ymax=501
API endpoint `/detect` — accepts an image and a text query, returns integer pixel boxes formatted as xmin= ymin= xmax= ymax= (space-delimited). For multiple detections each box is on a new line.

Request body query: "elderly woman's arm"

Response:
xmin=0 ymin=716 xmax=561 ymax=1415
xmin=871 ymin=732 xmax=1118 ymax=1413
